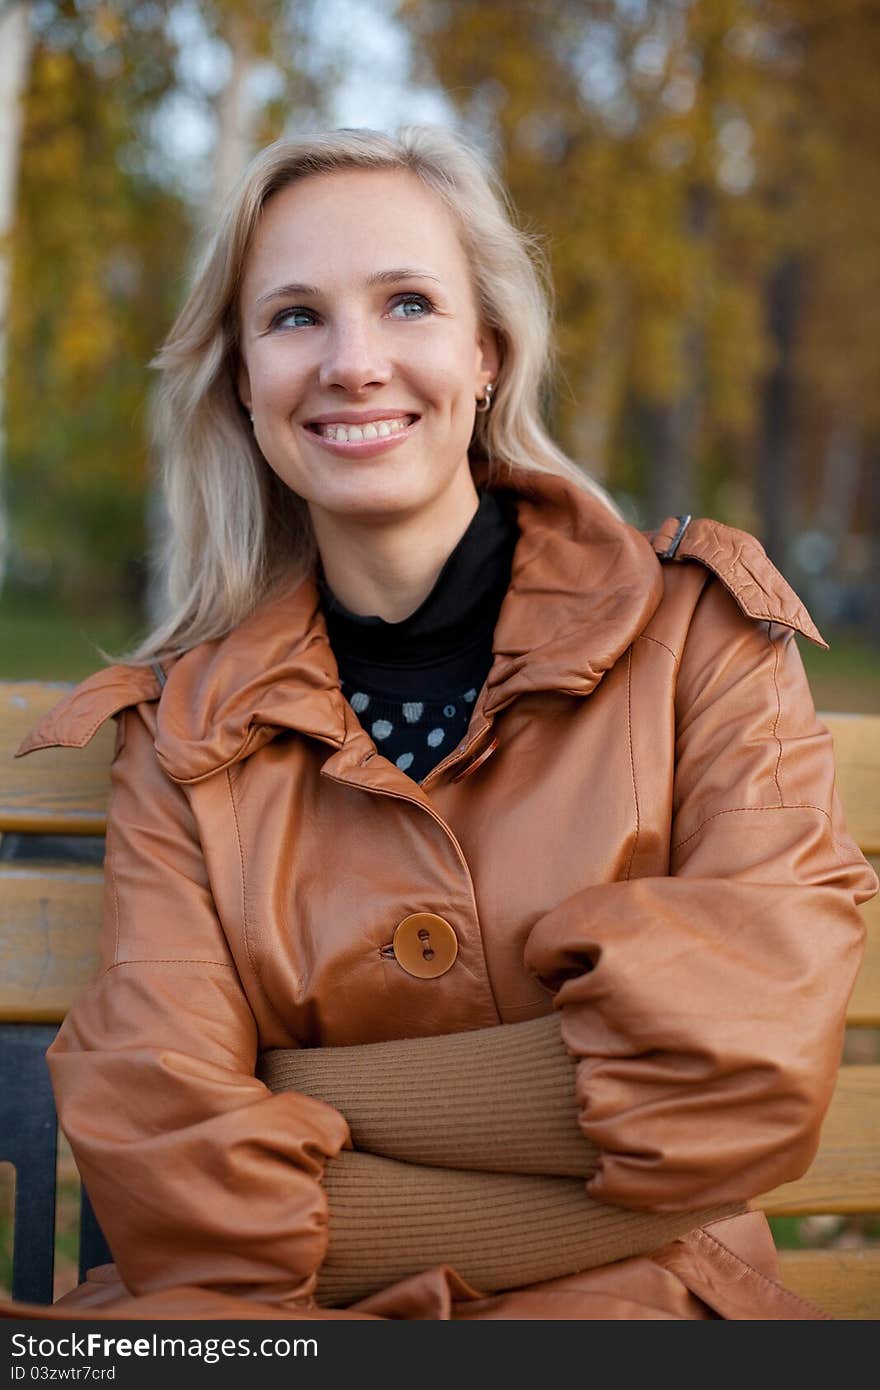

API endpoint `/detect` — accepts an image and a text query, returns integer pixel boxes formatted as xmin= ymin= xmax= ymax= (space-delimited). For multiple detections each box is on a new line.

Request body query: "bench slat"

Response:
xmin=848 ymin=862 xmax=880 ymax=1026
xmin=1 ymin=683 xmax=114 ymax=836
xmin=757 ymin=1067 xmax=880 ymax=1216
xmin=0 ymin=867 xmax=103 ymax=1023
xmin=776 ymin=1248 xmax=880 ymax=1320
xmin=821 ymin=713 xmax=880 ymax=856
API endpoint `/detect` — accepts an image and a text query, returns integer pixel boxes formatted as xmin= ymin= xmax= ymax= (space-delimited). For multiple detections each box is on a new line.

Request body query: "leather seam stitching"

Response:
xmin=678 ymin=549 xmax=808 ymax=633
xmin=44 ymin=679 xmax=160 ymax=750
xmin=672 ymin=802 xmax=835 ymax=853
xmin=107 ymin=958 xmax=235 ymax=969
xmin=171 ymin=728 xmax=259 ymax=785
xmin=226 ymin=766 xmax=256 ymax=980
xmin=636 ymin=633 xmax=679 ymax=665
xmin=67 ymin=710 xmax=125 ymax=747
xmin=226 ymin=765 xmax=291 ymax=1035
xmin=108 ymin=827 xmax=121 ymax=968
xmin=768 ymin=623 xmax=784 ymax=805
xmin=624 ymin=647 xmax=639 ymax=881
xmin=691 ymin=1226 xmax=830 ymax=1319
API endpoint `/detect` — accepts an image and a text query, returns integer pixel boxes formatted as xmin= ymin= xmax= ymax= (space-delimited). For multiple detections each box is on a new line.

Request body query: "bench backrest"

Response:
xmin=1 ymin=681 xmax=878 ymax=1314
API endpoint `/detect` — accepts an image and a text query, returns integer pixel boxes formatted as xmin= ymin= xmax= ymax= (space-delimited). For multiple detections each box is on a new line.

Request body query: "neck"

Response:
xmin=310 ymin=474 xmax=481 ymax=623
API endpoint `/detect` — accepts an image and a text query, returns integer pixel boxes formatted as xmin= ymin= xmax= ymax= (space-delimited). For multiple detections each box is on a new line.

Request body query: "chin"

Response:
xmin=316 ymin=474 xmax=443 ymax=521
xmin=332 ymin=492 xmax=432 ymax=525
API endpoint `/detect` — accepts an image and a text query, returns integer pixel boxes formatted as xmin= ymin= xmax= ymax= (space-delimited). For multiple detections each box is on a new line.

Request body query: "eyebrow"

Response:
xmin=255 ymin=267 xmax=442 ymax=307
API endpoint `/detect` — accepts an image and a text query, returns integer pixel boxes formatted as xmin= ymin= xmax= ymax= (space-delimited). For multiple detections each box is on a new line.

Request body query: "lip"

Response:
xmin=302 ymin=415 xmax=419 ymax=459
xmin=304 ymin=409 xmax=420 ymax=426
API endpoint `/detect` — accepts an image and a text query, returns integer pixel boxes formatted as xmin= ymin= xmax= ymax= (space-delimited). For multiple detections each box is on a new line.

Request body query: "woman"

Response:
xmin=14 ymin=125 xmax=878 ymax=1321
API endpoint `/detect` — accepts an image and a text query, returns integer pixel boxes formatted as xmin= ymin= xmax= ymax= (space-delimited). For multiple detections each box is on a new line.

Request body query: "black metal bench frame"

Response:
xmin=1 ymin=1021 xmax=113 ymax=1304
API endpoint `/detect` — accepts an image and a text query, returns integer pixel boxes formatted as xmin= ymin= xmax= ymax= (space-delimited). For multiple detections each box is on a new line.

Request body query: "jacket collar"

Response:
xmin=483 ymin=467 xmax=663 ymax=715
xmin=17 ymin=466 xmax=665 ymax=783
xmin=153 ymin=466 xmax=664 ymax=781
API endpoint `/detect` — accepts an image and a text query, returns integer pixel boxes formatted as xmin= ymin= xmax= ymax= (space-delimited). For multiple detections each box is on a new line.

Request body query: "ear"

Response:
xmin=476 ymin=325 xmax=501 ymax=391
xmin=237 ymin=359 xmax=252 ymax=413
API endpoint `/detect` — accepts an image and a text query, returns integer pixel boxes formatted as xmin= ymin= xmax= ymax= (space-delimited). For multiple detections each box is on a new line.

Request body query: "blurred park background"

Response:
xmin=1 ymin=0 xmax=879 ymax=1301
xmin=0 ymin=0 xmax=878 ymax=713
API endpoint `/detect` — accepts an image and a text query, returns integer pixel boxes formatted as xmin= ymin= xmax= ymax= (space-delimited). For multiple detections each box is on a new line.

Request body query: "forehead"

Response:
xmin=240 ymin=167 xmax=473 ymax=297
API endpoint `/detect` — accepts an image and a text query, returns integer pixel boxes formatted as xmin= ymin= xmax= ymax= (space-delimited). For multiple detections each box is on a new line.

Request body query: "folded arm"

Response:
xmin=259 ymin=1011 xmax=597 ymax=1176
xmin=259 ymin=1019 xmax=740 ymax=1306
xmin=48 ymin=708 xmax=349 ymax=1308
xmin=316 ymin=1151 xmax=738 ymax=1307
xmin=524 ymin=582 xmax=876 ymax=1211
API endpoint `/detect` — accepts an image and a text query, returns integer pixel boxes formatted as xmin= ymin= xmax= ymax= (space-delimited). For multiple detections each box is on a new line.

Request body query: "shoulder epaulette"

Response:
xmin=15 ymin=663 xmax=164 ymax=757
xmin=649 ymin=514 xmax=827 ymax=649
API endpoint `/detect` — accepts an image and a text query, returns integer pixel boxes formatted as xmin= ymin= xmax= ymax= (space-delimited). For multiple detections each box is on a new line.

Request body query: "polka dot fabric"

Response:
xmin=342 ymin=680 xmax=479 ymax=783
xmin=316 ymin=489 xmax=519 ymax=785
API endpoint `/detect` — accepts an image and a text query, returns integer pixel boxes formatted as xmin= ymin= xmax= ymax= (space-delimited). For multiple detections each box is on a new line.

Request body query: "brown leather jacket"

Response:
xmin=17 ymin=465 xmax=878 ymax=1321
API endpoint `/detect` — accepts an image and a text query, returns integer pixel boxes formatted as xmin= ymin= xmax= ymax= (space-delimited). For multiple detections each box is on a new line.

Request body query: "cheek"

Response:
xmin=248 ymin=344 xmax=308 ymax=407
xmin=417 ymin=339 xmax=480 ymax=409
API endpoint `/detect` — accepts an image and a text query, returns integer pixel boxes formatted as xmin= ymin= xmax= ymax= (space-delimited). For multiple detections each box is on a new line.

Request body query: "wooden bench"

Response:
xmin=2 ymin=680 xmax=878 ymax=1316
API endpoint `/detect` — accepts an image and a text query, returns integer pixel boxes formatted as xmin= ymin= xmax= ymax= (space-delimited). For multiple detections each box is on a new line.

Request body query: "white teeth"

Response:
xmin=313 ymin=415 xmax=412 ymax=442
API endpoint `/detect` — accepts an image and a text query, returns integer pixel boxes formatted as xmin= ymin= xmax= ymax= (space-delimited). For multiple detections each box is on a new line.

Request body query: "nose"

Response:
xmin=317 ymin=313 xmax=393 ymax=394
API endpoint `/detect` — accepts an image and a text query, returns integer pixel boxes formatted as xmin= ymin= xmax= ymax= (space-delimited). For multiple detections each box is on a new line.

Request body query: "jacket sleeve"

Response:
xmin=46 ymin=706 xmax=350 ymax=1308
xmin=523 ymin=577 xmax=878 ymax=1213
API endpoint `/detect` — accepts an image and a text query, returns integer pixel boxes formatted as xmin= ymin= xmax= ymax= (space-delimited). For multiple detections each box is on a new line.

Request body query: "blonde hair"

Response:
xmin=122 ymin=124 xmax=620 ymax=665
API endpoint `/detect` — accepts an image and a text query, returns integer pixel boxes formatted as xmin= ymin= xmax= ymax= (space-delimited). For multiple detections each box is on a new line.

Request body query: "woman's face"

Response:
xmin=237 ymin=167 xmax=498 ymax=530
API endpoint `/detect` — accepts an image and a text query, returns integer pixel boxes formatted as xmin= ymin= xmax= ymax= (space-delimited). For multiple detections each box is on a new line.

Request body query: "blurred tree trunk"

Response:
xmin=0 ymin=0 xmax=34 ymax=591
xmin=210 ymin=8 xmax=261 ymax=219
xmin=146 ymin=2 xmax=263 ymax=624
xmin=818 ymin=414 xmax=861 ymax=558
xmin=645 ymin=182 xmax=710 ymax=522
xmin=865 ymin=436 xmax=880 ymax=645
xmin=643 ymin=357 xmax=698 ymax=521
xmin=757 ymin=256 xmax=802 ymax=571
xmin=8 ymin=2 xmax=182 ymax=620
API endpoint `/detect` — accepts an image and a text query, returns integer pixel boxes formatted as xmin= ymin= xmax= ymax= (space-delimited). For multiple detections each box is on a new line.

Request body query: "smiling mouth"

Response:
xmin=306 ymin=414 xmax=419 ymax=443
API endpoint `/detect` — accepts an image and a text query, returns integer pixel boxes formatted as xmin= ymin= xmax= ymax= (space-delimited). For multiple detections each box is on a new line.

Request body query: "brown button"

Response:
xmin=392 ymin=913 xmax=459 ymax=979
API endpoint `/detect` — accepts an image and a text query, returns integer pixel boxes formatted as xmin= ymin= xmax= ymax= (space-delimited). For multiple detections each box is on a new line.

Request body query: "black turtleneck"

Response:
xmin=318 ymin=489 xmax=519 ymax=782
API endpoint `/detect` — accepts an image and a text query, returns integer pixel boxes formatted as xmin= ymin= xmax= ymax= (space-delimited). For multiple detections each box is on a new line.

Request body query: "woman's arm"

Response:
xmin=315 ymin=1151 xmax=739 ymax=1307
xmin=47 ymin=706 xmax=350 ymax=1309
xmin=259 ymin=1011 xmax=597 ymax=1176
xmin=524 ymin=578 xmax=877 ymax=1212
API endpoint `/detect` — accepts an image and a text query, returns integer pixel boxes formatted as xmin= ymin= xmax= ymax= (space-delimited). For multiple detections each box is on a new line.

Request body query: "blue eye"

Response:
xmin=269 ymin=293 xmax=434 ymax=331
xmin=389 ymin=294 xmax=434 ymax=319
xmin=271 ymin=307 xmax=316 ymax=330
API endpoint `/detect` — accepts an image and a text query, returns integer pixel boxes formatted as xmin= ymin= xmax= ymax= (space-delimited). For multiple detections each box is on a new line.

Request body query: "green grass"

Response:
xmin=768 ymin=1216 xmax=811 ymax=1250
xmin=0 ymin=595 xmax=143 ymax=681
xmin=770 ymin=1214 xmax=880 ymax=1251
xmin=798 ymin=632 xmax=880 ymax=715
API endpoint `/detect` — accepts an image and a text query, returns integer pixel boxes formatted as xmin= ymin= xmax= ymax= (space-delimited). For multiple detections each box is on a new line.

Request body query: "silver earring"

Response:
xmin=475 ymin=381 xmax=495 ymax=413
xmin=248 ymin=411 xmax=254 ymax=426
